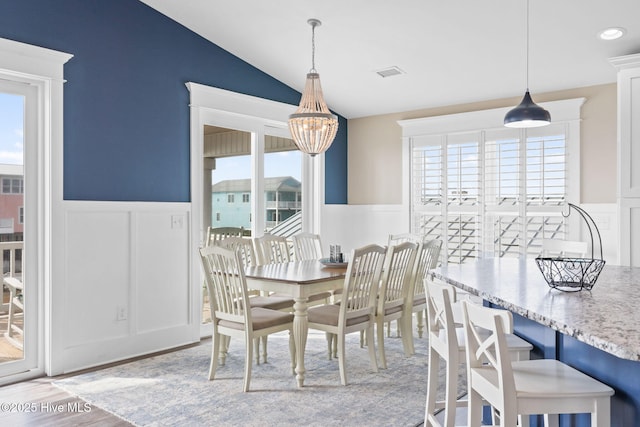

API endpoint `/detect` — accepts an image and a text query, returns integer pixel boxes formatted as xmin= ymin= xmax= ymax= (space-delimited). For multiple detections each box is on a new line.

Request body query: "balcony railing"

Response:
xmin=265 ymin=201 xmax=301 ymax=210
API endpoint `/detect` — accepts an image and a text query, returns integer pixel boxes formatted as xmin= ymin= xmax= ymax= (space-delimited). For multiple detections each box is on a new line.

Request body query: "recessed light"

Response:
xmin=598 ymin=27 xmax=626 ymax=41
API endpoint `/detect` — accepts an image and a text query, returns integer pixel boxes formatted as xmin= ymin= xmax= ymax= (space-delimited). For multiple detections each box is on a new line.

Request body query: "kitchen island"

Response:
xmin=436 ymin=258 xmax=640 ymax=427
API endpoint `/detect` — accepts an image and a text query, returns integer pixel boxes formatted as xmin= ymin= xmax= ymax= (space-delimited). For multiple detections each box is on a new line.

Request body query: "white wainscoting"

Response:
xmin=51 ymin=201 xmax=198 ymax=374
xmin=579 ymin=203 xmax=619 ymax=265
xmin=320 ymin=203 xmax=619 ymax=265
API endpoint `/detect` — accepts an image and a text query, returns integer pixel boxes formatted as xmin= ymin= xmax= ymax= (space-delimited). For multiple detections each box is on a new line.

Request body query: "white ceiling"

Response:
xmin=140 ymin=0 xmax=640 ymax=119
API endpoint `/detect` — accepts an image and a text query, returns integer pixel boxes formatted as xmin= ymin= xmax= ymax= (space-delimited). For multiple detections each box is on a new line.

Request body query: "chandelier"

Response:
xmin=288 ymin=19 xmax=338 ymax=156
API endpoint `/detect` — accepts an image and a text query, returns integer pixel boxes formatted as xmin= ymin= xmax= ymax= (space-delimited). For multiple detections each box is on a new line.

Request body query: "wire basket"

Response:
xmin=535 ymin=204 xmax=606 ymax=292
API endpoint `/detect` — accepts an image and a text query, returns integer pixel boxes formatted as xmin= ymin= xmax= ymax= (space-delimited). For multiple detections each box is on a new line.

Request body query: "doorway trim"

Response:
xmin=0 ymin=37 xmax=72 ymax=384
xmin=186 ymin=82 xmax=324 ymax=336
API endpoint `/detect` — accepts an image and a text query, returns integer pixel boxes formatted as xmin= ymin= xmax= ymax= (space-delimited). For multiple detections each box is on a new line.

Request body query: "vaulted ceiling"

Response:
xmin=141 ymin=0 xmax=640 ymax=119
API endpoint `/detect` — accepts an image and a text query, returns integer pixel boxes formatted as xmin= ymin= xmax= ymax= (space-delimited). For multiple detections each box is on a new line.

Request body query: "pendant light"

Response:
xmin=504 ymin=0 xmax=550 ymax=128
xmin=288 ymin=19 xmax=338 ymax=156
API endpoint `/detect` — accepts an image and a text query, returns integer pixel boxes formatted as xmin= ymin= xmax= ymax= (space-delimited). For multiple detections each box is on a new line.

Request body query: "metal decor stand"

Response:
xmin=535 ymin=203 xmax=606 ymax=292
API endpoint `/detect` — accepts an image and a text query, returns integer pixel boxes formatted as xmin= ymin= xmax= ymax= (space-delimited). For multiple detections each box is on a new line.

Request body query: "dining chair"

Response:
xmin=462 ymin=300 xmax=614 ymax=427
xmin=216 ymin=235 xmax=295 ymax=365
xmin=307 ymin=244 xmax=386 ymax=385
xmin=205 ymin=226 xmax=244 ymax=246
xmin=199 ymin=244 xmax=295 ymax=392
xmin=385 ymin=233 xmax=422 ymax=338
xmin=254 ymin=233 xmax=292 ymax=265
xmin=375 ymin=241 xmax=418 ymax=369
xmin=424 ymin=278 xmax=533 ymax=427
xmin=256 ymin=234 xmax=331 ymax=306
xmin=292 ymin=232 xmax=323 ymax=261
xmin=403 ymin=238 xmax=442 ymax=355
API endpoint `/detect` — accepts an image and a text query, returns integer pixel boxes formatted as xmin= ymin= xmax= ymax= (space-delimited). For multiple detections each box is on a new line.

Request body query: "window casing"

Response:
xmin=400 ymin=99 xmax=583 ymax=266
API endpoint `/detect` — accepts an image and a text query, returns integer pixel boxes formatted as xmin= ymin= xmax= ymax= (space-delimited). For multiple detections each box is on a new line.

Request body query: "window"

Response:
xmin=215 ymin=212 xmax=220 ymax=221
xmin=242 ymin=193 xmax=250 ymax=203
xmin=2 ymin=177 xmax=23 ymax=194
xmin=400 ymin=99 xmax=583 ymax=266
xmin=19 ymin=207 xmax=24 ymax=224
xmin=227 ymin=194 xmax=234 ymax=203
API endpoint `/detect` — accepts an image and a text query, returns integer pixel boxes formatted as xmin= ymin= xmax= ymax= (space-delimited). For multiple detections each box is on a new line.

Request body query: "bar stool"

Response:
xmin=424 ymin=278 xmax=533 ymax=427
xmin=462 ymin=300 xmax=614 ymax=427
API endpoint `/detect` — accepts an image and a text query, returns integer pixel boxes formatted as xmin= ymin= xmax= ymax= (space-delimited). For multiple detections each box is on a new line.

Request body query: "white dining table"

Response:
xmin=244 ymin=259 xmax=346 ymax=387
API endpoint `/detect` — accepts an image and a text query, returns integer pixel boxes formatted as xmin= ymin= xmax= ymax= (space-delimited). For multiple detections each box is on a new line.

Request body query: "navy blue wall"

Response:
xmin=0 ymin=0 xmax=347 ymax=203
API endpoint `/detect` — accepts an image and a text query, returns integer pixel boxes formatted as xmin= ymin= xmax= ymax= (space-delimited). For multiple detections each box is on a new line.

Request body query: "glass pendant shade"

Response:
xmin=504 ymin=90 xmax=551 ymax=128
xmin=288 ymin=72 xmax=339 ymax=156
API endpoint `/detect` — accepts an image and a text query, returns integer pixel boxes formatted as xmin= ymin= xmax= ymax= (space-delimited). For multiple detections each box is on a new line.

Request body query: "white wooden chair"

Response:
xmin=403 ymin=238 xmax=442 ymax=355
xmin=216 ymin=235 xmax=294 ymax=365
xmin=307 ymin=244 xmax=386 ymax=385
xmin=254 ymin=234 xmax=291 ymax=265
xmin=462 ymin=300 xmax=614 ymax=427
xmin=216 ymin=236 xmax=259 ymax=268
xmin=2 ymin=241 xmax=24 ymax=349
xmin=199 ymin=244 xmax=295 ymax=392
xmin=375 ymin=241 xmax=418 ymax=369
xmin=386 ymin=233 xmax=422 ymax=338
xmin=424 ymin=278 xmax=533 ymax=427
xmin=205 ymin=226 xmax=244 ymax=246
xmin=292 ymin=232 xmax=323 ymax=261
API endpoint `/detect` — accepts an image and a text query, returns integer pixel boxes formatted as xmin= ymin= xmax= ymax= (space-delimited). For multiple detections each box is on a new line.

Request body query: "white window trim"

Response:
xmin=0 ymin=37 xmax=73 ymax=382
xmin=398 ymin=98 xmax=585 ymax=261
xmin=186 ymin=82 xmax=323 ymax=337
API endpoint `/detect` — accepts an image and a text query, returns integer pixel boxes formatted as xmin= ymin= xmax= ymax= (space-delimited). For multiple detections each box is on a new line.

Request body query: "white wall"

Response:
xmin=320 ymin=204 xmax=408 ymax=255
xmin=50 ymin=201 xmax=198 ymax=374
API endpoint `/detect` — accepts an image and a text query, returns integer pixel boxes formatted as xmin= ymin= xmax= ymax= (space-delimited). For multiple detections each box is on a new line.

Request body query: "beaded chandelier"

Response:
xmin=288 ymin=19 xmax=338 ymax=156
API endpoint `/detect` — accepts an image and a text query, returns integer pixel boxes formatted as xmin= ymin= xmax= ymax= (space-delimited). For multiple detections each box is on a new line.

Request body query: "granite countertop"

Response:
xmin=435 ymin=258 xmax=640 ymax=361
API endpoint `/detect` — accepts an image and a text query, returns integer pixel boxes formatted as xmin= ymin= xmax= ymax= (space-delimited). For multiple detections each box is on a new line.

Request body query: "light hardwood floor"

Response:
xmin=0 ymin=377 xmax=131 ymax=426
xmin=0 ymin=341 xmax=199 ymax=426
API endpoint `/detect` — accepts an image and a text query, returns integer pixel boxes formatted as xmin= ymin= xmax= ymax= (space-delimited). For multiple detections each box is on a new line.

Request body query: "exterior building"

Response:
xmin=0 ymin=164 xmax=24 ymax=242
xmin=211 ymin=176 xmax=301 ymax=231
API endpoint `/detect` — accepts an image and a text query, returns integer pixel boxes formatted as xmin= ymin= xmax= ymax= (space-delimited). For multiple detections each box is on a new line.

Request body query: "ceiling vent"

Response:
xmin=375 ymin=66 xmax=405 ymax=78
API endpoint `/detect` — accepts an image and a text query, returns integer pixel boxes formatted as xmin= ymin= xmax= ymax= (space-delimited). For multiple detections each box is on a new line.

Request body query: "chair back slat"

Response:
xmin=254 ymin=234 xmax=291 ymax=265
xmin=206 ymin=226 xmax=245 ymax=247
xmin=292 ymin=232 xmax=323 ymax=261
xmin=413 ymin=239 xmax=442 ymax=297
xmin=379 ymin=242 xmax=418 ymax=307
xmin=216 ymin=236 xmax=258 ymax=268
xmin=425 ymin=278 xmax=459 ymax=350
xmin=340 ymin=244 xmax=386 ymax=319
xmin=462 ymin=300 xmax=517 ymax=406
xmin=200 ymin=245 xmax=251 ymax=327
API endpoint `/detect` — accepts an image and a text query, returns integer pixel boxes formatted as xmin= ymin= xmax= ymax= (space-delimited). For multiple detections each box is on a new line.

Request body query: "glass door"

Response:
xmin=0 ymin=79 xmax=36 ymax=377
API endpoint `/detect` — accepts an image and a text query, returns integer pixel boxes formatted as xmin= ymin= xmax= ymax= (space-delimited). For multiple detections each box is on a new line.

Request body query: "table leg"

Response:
xmin=293 ymin=297 xmax=309 ymax=387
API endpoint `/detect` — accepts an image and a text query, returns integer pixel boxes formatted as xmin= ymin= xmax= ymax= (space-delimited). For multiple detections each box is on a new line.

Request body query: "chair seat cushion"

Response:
xmin=248 ymin=295 xmax=294 ymax=311
xmin=219 ymin=307 xmax=293 ymax=331
xmin=308 ymin=304 xmax=370 ymax=327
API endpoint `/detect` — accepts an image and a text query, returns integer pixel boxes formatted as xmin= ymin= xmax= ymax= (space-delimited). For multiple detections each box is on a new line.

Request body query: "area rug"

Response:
xmin=54 ymin=329 xmax=460 ymax=426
